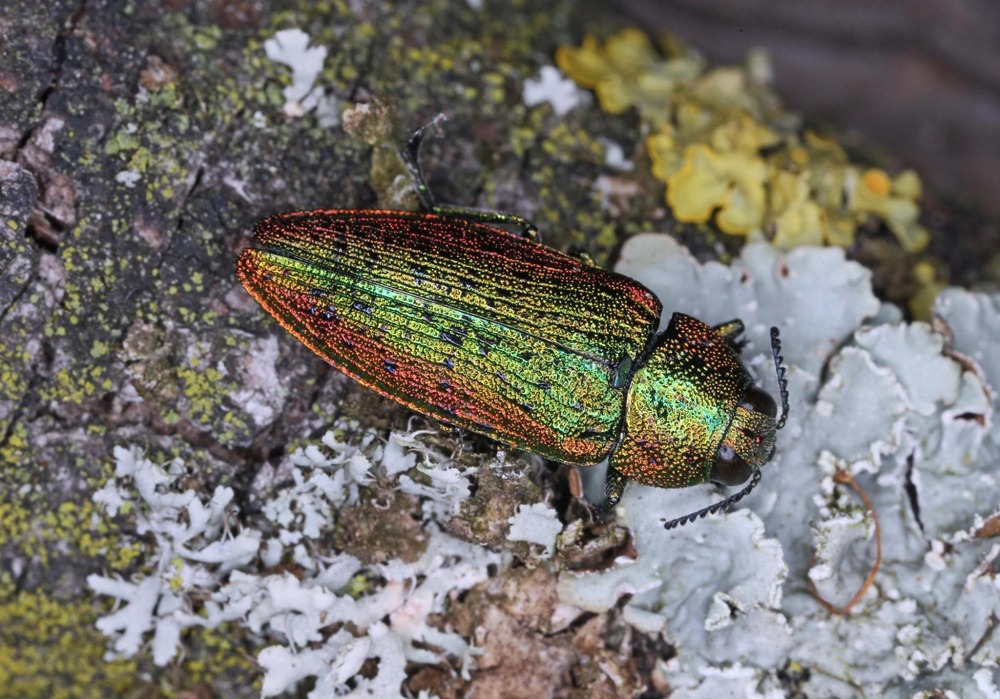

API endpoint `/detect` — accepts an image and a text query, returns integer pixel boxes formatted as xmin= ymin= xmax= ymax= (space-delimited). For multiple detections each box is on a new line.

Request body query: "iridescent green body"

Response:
xmin=239 ymin=210 xmax=659 ymax=465
xmin=236 ymin=124 xmax=787 ymax=527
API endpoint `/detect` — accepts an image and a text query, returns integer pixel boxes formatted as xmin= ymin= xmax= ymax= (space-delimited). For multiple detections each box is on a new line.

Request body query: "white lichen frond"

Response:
xmin=89 ymin=427 xmax=492 ymax=696
xmin=523 ymin=65 xmax=588 ymax=116
xmin=263 ymin=29 xmax=339 ymax=125
xmin=507 ymin=501 xmax=563 ymax=558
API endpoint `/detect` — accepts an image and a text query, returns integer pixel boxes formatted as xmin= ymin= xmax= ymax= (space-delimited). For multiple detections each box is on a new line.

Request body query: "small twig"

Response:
xmin=808 ymin=470 xmax=882 ymax=615
xmin=809 ymin=665 xmax=868 ymax=698
xmin=969 ymin=612 xmax=998 ymax=660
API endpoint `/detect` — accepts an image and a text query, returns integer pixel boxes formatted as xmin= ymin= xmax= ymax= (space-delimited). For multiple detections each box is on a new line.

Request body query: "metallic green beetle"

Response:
xmin=237 ymin=122 xmax=789 ymax=529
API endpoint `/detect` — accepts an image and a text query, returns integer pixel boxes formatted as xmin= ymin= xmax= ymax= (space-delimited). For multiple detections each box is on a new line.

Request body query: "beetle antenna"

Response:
xmin=770 ymin=326 xmax=789 ymax=430
xmin=662 ymin=470 xmax=762 ymax=530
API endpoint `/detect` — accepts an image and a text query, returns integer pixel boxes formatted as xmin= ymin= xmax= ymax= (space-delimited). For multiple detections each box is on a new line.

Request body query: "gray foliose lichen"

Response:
xmin=561 ymin=234 xmax=1000 ymax=698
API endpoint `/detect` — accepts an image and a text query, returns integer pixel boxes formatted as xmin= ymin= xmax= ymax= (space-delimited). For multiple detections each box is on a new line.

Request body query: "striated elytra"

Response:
xmin=237 ymin=121 xmax=789 ymax=528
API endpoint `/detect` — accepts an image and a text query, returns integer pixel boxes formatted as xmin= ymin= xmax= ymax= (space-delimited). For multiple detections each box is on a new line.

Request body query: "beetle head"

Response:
xmin=709 ymin=385 xmax=778 ymax=485
xmin=656 ymin=326 xmax=790 ymax=530
xmin=710 ymin=327 xmax=789 ymax=486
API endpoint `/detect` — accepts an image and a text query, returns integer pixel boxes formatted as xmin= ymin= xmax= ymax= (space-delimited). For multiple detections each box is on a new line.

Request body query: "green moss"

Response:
xmin=0 ymin=587 xmax=139 ymax=698
xmin=177 ymin=624 xmax=260 ymax=695
xmin=0 ymin=494 xmax=140 ymax=569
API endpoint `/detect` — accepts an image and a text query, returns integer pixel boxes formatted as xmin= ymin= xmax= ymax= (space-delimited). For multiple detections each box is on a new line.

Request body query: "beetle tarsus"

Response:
xmin=567 ymin=246 xmax=597 ymax=267
xmin=591 ymin=466 xmax=627 ymax=520
xmin=432 ymin=204 xmax=540 ymax=241
xmin=713 ymin=319 xmax=747 ymax=353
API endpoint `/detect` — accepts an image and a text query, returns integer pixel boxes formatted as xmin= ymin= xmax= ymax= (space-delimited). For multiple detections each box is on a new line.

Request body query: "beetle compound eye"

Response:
xmin=740 ymin=385 xmax=777 ymax=419
xmin=710 ymin=443 xmax=753 ymax=486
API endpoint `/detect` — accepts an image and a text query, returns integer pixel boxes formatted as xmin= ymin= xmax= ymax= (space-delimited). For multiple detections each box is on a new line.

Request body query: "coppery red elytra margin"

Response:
xmin=237 ymin=120 xmax=790 ymax=529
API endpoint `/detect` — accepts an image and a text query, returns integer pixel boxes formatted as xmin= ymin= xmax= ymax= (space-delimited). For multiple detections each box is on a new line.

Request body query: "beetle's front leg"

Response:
xmin=713 ymin=319 xmax=747 ymax=353
xmin=590 ymin=464 xmax=628 ymax=519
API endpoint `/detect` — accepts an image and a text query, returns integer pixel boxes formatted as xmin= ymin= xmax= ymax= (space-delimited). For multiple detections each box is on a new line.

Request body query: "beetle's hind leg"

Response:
xmin=402 ymin=119 xmax=540 ymax=240
xmin=713 ymin=319 xmax=748 ymax=353
xmin=402 ymin=117 xmax=447 ymax=211
xmin=432 ymin=204 xmax=540 ymax=241
xmin=590 ymin=464 xmax=628 ymax=520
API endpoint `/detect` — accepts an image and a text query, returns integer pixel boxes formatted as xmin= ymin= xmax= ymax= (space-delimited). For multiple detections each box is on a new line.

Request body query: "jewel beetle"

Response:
xmin=236 ymin=122 xmax=789 ymax=529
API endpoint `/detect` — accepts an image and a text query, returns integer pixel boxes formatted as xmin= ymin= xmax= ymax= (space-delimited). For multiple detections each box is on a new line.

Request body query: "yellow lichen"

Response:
xmin=909 ymin=261 xmax=947 ymax=320
xmin=646 ymin=130 xmax=680 ymax=181
xmin=708 ymin=112 xmax=779 ymax=154
xmin=667 ymin=144 xmax=767 ymax=234
xmin=769 ymin=171 xmax=827 ymax=248
xmin=179 ymin=623 xmax=260 ymax=692
xmin=556 ymin=29 xmax=700 ymax=125
xmin=0 ymin=496 xmax=140 ymax=569
xmin=0 ymin=586 xmax=255 ymax=696
xmin=559 ymin=28 xmax=931 ymax=253
xmin=861 ymin=168 xmax=891 ymax=198
xmin=849 ymin=168 xmax=929 ymax=252
xmin=893 ymin=169 xmax=923 ymax=199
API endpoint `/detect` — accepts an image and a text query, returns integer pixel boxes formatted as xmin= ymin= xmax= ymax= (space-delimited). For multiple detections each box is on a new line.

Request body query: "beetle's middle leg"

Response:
xmin=590 ymin=464 xmax=628 ymax=519
xmin=713 ymin=319 xmax=748 ymax=353
xmin=402 ymin=120 xmax=540 ymax=240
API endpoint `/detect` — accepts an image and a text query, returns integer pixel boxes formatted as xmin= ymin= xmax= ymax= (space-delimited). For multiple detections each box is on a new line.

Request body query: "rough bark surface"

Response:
xmin=0 ymin=1 xmax=995 ymax=696
xmin=0 ymin=1 xmax=660 ymax=695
